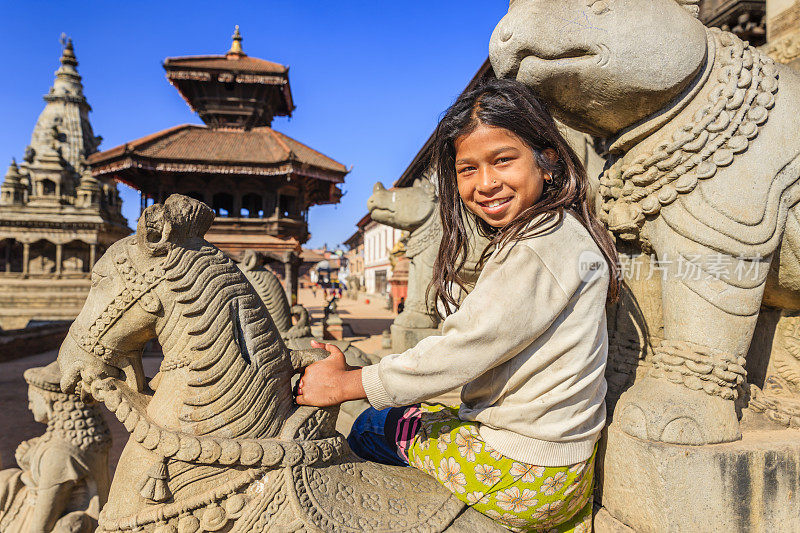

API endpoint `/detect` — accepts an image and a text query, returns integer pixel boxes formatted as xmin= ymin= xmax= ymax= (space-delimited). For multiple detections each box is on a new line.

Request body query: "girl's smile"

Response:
xmin=454 ymin=123 xmax=551 ymax=227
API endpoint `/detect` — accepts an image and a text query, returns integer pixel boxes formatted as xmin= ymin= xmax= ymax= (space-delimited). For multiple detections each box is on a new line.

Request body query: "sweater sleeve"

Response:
xmin=361 ymin=243 xmax=574 ymax=410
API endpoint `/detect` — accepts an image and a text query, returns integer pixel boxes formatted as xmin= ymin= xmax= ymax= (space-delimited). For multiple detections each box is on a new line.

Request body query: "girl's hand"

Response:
xmin=295 ymin=341 xmax=366 ymax=407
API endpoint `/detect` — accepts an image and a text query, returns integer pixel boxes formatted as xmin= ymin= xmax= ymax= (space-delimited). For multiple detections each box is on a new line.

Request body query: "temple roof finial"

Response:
xmin=59 ymin=34 xmax=78 ymax=67
xmin=5 ymin=158 xmax=22 ymax=184
xmin=227 ymin=25 xmax=245 ymax=58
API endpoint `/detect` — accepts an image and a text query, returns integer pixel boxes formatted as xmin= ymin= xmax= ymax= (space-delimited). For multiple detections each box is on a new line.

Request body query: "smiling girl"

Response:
xmin=296 ymin=78 xmax=619 ymax=532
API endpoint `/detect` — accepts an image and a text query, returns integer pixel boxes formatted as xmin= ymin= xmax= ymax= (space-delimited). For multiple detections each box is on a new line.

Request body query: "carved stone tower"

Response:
xmin=0 ymin=38 xmax=131 ymax=330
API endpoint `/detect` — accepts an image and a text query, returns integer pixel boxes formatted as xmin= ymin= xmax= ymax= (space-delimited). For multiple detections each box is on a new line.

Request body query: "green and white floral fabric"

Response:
xmin=405 ymin=404 xmax=594 ymax=532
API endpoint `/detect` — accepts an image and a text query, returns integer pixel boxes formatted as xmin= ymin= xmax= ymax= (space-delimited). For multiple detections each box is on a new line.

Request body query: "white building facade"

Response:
xmin=363 ymin=219 xmax=403 ymax=296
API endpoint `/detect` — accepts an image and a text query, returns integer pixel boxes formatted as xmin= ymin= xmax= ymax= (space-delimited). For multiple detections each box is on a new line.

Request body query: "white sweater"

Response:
xmin=361 ymin=212 xmax=609 ymax=467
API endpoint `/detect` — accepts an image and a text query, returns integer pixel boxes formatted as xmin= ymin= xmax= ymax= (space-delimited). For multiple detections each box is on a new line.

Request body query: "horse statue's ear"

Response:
xmin=136 ymin=195 xmax=214 ymax=257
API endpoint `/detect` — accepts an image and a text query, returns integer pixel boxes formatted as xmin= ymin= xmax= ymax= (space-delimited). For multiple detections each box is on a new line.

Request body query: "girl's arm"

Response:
xmin=297 ymin=243 xmax=581 ymax=409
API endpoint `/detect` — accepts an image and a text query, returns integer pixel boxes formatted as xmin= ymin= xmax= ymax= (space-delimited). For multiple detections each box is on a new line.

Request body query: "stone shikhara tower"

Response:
xmin=0 ymin=38 xmax=131 ymax=330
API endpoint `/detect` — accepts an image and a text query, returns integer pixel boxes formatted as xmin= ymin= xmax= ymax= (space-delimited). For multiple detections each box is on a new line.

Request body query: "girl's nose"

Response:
xmin=476 ymin=169 xmax=500 ymax=193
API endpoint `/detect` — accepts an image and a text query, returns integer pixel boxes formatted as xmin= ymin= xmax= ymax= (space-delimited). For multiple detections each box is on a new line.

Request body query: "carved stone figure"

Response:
xmin=0 ymin=361 xmax=111 ymax=533
xmin=237 ymin=248 xmax=372 ymax=365
xmin=490 ymin=0 xmax=800 ymax=529
xmin=239 ymin=249 xmax=292 ymax=333
xmin=56 ymin=195 xmax=501 ymax=532
xmin=368 ymin=178 xmax=488 ymax=351
xmin=368 ymin=178 xmax=440 ymax=331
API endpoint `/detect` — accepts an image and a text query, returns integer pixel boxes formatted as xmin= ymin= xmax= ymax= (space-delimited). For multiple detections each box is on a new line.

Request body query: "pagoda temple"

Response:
xmin=88 ymin=27 xmax=348 ymax=301
xmin=0 ymin=38 xmax=130 ymax=330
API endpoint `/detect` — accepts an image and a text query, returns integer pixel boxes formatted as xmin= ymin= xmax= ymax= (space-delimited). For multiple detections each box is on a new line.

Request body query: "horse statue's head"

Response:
xmin=367 ymin=178 xmax=437 ymax=231
xmin=489 ymin=0 xmax=708 ymax=138
xmin=58 ymin=194 xmax=299 ymax=441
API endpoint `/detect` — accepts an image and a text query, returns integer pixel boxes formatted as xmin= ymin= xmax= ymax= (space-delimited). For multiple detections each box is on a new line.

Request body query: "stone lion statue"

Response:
xmin=0 ymin=361 xmax=111 ymax=532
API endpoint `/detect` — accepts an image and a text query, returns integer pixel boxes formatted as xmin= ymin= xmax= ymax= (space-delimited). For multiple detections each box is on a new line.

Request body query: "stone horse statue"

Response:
xmin=490 ymin=0 xmax=800 ymax=447
xmin=57 ymin=195 xmax=500 ymax=532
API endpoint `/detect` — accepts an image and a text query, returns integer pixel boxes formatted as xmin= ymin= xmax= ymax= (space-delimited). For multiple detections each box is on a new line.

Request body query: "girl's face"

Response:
xmin=454 ymin=123 xmax=551 ymax=228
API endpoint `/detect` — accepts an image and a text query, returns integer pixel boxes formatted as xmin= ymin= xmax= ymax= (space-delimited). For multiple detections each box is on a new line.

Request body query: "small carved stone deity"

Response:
xmin=0 ymin=362 xmax=111 ymax=533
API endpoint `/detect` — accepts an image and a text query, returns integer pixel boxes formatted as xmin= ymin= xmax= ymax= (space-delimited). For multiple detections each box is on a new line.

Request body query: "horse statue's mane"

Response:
xmin=160 ymin=242 xmax=292 ymax=439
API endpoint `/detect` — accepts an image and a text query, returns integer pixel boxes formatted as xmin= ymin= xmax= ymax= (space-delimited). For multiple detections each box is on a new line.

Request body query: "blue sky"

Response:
xmin=0 ymin=1 xmax=508 ymax=249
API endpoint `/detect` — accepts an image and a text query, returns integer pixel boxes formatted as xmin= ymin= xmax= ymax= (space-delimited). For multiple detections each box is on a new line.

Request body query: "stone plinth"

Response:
xmin=391 ymin=323 xmax=440 ymax=352
xmin=323 ymin=314 xmax=344 ymax=340
xmin=598 ymin=421 xmax=800 ymax=532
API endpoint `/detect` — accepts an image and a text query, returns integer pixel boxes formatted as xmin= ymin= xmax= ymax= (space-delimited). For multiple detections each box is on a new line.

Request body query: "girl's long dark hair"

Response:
xmin=429 ymin=78 xmax=619 ymax=318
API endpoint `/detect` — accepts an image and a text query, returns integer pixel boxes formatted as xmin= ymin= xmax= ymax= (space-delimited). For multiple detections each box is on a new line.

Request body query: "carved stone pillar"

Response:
xmin=55 ymin=243 xmax=63 ymax=277
xmin=22 ymin=242 xmax=29 ymax=277
xmin=89 ymin=244 xmax=97 ymax=269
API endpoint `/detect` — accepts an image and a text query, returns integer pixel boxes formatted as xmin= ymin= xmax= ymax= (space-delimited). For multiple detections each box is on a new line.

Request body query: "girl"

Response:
xmin=296 ymin=78 xmax=619 ymax=532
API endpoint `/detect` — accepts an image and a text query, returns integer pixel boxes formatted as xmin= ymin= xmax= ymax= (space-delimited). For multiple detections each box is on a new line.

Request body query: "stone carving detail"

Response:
xmin=57 ymin=195 xmax=500 ymax=532
xmin=0 ymin=362 xmax=111 ymax=533
xmin=766 ymin=31 xmax=800 ymax=66
xmin=490 ymin=1 xmax=800 ymax=529
xmin=749 ymin=312 xmax=800 ymax=427
xmin=284 ymin=304 xmax=312 ymax=340
xmin=239 ymin=249 xmax=292 ymax=333
xmin=599 ymin=29 xmax=779 ymax=245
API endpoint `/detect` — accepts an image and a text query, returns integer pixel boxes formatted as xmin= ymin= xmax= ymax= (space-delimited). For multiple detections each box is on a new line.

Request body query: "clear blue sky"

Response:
xmin=0 ymin=1 xmax=508 ymax=249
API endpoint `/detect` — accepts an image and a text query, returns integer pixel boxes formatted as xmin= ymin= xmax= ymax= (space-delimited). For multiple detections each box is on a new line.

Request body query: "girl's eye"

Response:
xmin=457 ymin=166 xmax=476 ymax=175
xmin=496 ymin=157 xmax=513 ymax=165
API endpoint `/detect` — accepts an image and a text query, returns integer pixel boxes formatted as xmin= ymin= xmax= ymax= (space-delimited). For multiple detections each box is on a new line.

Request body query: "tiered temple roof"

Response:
xmin=88 ymin=27 xmax=348 ymax=301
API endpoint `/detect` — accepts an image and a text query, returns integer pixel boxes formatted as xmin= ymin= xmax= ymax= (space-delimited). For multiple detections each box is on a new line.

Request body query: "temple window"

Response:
xmin=42 ymin=179 xmax=56 ymax=195
xmin=62 ymin=240 xmax=90 ymax=274
xmin=212 ymin=192 xmax=234 ymax=217
xmin=279 ymin=194 xmax=296 ymax=218
xmin=28 ymin=240 xmax=57 ymax=275
xmin=241 ymin=193 xmax=263 ymax=218
xmin=0 ymin=239 xmax=23 ymax=273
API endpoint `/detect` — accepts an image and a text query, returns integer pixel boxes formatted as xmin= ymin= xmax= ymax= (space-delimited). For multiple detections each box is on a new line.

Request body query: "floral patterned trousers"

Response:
xmin=348 ymin=404 xmax=595 ymax=532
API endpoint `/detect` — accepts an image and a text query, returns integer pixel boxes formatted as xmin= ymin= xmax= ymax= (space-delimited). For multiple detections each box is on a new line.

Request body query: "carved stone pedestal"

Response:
xmin=323 ymin=314 xmax=344 ymax=340
xmin=391 ymin=323 xmax=440 ymax=352
xmin=597 ymin=420 xmax=800 ymax=532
